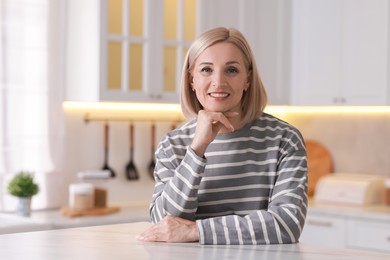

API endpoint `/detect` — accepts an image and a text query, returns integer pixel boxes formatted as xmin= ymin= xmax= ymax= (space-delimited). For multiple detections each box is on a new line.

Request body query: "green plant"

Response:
xmin=7 ymin=171 xmax=39 ymax=198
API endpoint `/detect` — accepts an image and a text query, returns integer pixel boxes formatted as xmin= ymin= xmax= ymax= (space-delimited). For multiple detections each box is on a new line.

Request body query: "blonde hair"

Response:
xmin=180 ymin=27 xmax=267 ymax=125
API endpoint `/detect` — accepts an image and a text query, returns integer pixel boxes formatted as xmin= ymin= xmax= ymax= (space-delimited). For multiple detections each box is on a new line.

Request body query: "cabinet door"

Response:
xmin=290 ymin=0 xmax=389 ymax=106
xmin=197 ymin=0 xmax=291 ymax=105
xmin=290 ymin=0 xmax=342 ymax=105
xmin=101 ymin=0 xmax=197 ymax=103
xmin=347 ymin=219 xmax=390 ymax=253
xmin=66 ymin=0 xmax=197 ymax=103
xmin=339 ymin=0 xmax=388 ymax=105
xmin=300 ymin=214 xmax=346 ymax=248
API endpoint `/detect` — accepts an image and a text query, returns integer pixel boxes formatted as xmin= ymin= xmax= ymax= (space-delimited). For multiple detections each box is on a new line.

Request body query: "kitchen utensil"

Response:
xmin=305 ymin=140 xmax=333 ymax=197
xmin=125 ymin=123 xmax=139 ymax=180
xmin=102 ymin=123 xmax=116 ymax=178
xmin=148 ymin=123 xmax=156 ymax=180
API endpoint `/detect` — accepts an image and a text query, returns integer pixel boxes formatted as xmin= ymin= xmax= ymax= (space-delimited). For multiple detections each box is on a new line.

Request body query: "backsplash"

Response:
xmin=62 ymin=110 xmax=390 ymax=206
xmin=284 ymin=113 xmax=390 ymax=176
xmin=2 ymin=108 xmax=389 ymax=211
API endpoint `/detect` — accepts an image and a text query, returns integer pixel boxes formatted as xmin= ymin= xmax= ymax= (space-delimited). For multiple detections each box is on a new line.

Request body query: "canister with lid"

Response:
xmin=69 ymin=183 xmax=94 ymax=210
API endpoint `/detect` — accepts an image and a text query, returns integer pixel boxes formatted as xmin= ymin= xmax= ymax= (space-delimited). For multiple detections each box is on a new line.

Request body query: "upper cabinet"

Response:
xmin=197 ymin=0 xmax=292 ymax=105
xmin=65 ymin=0 xmax=196 ymax=103
xmin=290 ymin=0 xmax=389 ymax=106
xmin=66 ymin=0 xmax=389 ymax=106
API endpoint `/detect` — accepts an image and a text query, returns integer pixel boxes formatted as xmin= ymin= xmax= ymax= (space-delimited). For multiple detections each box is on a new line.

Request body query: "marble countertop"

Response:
xmin=0 ymin=222 xmax=389 ymax=260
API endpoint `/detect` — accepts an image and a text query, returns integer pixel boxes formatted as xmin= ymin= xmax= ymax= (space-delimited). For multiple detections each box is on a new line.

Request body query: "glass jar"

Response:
xmin=69 ymin=183 xmax=94 ymax=210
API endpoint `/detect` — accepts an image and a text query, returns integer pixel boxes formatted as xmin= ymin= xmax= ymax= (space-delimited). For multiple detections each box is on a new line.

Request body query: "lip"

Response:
xmin=208 ymin=92 xmax=230 ymax=98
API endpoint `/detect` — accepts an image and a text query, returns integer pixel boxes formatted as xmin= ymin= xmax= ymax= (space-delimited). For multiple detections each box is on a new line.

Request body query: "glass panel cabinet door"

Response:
xmin=102 ymin=0 xmax=197 ymax=102
xmin=162 ymin=0 xmax=196 ymax=97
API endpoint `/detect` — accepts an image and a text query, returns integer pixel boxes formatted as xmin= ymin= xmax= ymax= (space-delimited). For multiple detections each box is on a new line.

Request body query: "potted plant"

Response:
xmin=7 ymin=171 xmax=39 ymax=216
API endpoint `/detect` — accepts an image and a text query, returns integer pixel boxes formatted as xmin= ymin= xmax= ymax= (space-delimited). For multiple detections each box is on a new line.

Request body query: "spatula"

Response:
xmin=148 ymin=122 xmax=156 ymax=180
xmin=125 ymin=123 xmax=139 ymax=180
xmin=102 ymin=122 xmax=116 ymax=178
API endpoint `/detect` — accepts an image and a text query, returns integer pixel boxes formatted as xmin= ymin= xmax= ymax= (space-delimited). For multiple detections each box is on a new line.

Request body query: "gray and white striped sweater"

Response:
xmin=149 ymin=113 xmax=308 ymax=245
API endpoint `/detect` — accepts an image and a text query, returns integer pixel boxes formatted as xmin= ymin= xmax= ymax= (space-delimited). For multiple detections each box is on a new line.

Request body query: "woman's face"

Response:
xmin=191 ymin=42 xmax=249 ymax=115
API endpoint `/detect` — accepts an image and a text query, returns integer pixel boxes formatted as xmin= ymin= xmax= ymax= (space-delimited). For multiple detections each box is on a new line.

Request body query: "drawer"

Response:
xmin=347 ymin=220 xmax=390 ymax=253
xmin=300 ymin=214 xmax=346 ymax=248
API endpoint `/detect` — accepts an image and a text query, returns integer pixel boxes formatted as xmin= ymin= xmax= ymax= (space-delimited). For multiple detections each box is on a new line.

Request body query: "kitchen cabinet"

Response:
xmin=65 ymin=0 xmax=291 ymax=104
xmin=197 ymin=0 xmax=291 ymax=105
xmin=66 ymin=0 xmax=389 ymax=105
xmin=347 ymin=219 xmax=390 ymax=253
xmin=300 ymin=203 xmax=390 ymax=253
xmin=290 ymin=0 xmax=389 ymax=106
xmin=300 ymin=214 xmax=346 ymax=248
xmin=65 ymin=0 xmax=196 ymax=103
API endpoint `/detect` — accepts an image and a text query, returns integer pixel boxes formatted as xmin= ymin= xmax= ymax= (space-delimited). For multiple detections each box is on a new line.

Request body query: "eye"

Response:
xmin=226 ymin=66 xmax=239 ymax=75
xmin=200 ymin=66 xmax=213 ymax=73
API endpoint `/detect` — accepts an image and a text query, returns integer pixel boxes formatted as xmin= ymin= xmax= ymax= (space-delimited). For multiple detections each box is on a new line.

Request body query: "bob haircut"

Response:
xmin=180 ymin=27 xmax=267 ymax=125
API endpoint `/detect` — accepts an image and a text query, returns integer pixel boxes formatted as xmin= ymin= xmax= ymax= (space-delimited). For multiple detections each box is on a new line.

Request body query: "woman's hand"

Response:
xmin=191 ymin=110 xmax=239 ymax=157
xmin=137 ymin=215 xmax=199 ymax=243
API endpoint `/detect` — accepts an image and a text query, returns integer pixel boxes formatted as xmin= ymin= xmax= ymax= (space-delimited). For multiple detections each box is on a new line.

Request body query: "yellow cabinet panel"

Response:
xmin=183 ymin=0 xmax=196 ymax=41
xmin=108 ymin=41 xmax=122 ymax=89
xmin=129 ymin=44 xmax=143 ymax=91
xmin=129 ymin=0 xmax=143 ymax=36
xmin=164 ymin=46 xmax=177 ymax=92
xmin=108 ymin=0 xmax=122 ymax=34
xmin=164 ymin=0 xmax=177 ymax=40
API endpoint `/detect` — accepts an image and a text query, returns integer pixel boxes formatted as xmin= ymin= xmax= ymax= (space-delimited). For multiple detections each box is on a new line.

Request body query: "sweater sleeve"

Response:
xmin=149 ymin=145 xmax=206 ymax=223
xmin=196 ymin=142 xmax=308 ymax=245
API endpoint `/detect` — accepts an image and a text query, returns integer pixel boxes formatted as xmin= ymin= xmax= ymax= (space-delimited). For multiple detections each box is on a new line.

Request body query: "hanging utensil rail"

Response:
xmin=84 ymin=113 xmax=184 ymax=123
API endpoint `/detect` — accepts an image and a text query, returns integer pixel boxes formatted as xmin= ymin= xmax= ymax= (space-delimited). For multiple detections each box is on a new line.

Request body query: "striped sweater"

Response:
xmin=149 ymin=113 xmax=308 ymax=245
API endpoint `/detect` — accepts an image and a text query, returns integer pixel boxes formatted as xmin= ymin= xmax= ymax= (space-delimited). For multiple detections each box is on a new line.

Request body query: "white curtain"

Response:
xmin=0 ymin=0 xmax=66 ymax=211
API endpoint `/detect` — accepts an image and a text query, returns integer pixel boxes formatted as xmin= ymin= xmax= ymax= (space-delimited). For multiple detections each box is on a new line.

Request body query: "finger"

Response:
xmin=224 ymin=111 xmax=240 ymax=118
xmin=213 ymin=113 xmax=235 ymax=132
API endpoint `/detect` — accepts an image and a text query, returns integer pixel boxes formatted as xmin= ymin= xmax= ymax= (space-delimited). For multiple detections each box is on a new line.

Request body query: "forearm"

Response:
xmin=150 ymin=147 xmax=206 ymax=223
xmin=197 ymin=197 xmax=307 ymax=245
xmin=197 ymin=152 xmax=308 ymax=245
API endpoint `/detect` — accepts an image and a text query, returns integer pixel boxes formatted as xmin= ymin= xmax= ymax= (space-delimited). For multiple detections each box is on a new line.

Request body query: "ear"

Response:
xmin=246 ymin=70 xmax=252 ymax=86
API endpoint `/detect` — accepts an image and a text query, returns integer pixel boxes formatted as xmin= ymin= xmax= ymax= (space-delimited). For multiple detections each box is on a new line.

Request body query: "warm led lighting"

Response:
xmin=63 ymin=102 xmax=390 ymax=122
xmin=63 ymin=101 xmax=182 ymax=112
xmin=63 ymin=101 xmax=186 ymax=122
xmin=265 ymin=106 xmax=390 ymax=115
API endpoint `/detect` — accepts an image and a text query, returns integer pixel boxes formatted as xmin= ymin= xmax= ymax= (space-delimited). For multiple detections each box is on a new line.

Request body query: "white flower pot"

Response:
xmin=16 ymin=197 xmax=32 ymax=217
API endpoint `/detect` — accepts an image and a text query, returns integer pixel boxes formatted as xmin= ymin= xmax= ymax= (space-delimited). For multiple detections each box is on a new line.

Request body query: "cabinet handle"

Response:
xmin=149 ymin=94 xmax=162 ymax=99
xmin=387 ymin=237 xmax=390 ymax=242
xmin=333 ymin=97 xmax=347 ymax=104
xmin=307 ymin=220 xmax=333 ymax=227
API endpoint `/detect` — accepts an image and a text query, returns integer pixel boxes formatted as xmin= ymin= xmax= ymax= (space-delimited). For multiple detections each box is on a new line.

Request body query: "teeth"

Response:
xmin=209 ymin=93 xmax=229 ymax=98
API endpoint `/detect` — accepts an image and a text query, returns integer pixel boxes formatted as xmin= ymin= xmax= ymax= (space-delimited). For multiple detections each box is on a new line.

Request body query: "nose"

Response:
xmin=212 ymin=70 xmax=226 ymax=87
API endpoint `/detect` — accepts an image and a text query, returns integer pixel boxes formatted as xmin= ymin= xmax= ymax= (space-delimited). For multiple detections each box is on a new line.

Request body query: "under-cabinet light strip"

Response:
xmin=63 ymin=102 xmax=390 ymax=115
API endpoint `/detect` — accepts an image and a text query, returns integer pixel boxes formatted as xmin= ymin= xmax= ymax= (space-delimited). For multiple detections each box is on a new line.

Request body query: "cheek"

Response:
xmin=193 ymin=77 xmax=210 ymax=90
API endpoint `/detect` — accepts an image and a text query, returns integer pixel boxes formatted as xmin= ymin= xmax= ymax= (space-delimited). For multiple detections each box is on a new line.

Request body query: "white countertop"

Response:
xmin=308 ymin=200 xmax=390 ymax=222
xmin=0 ymin=222 xmax=389 ymax=260
xmin=0 ymin=202 xmax=150 ymax=234
xmin=0 ymin=213 xmax=52 ymax=234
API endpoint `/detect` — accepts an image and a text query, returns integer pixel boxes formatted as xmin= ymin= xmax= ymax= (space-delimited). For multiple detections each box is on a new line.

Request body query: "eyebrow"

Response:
xmin=198 ymin=61 xmax=241 ymax=66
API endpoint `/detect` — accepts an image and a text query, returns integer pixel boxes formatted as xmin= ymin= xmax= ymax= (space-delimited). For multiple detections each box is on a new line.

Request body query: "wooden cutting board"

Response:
xmin=305 ymin=140 xmax=333 ymax=197
xmin=61 ymin=206 xmax=120 ymax=218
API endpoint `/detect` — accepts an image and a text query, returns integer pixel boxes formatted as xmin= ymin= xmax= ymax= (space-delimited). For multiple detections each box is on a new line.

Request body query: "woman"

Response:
xmin=138 ymin=27 xmax=308 ymax=245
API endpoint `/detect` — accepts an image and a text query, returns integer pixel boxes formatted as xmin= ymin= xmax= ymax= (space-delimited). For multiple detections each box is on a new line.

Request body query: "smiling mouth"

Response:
xmin=209 ymin=92 xmax=229 ymax=98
